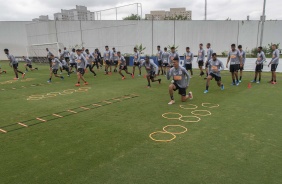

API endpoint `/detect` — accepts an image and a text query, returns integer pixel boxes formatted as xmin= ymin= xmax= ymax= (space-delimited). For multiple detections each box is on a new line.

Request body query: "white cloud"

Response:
xmin=0 ymin=0 xmax=281 ymax=21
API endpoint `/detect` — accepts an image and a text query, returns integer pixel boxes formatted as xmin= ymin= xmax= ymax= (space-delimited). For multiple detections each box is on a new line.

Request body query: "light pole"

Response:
xmin=205 ymin=0 xmax=207 ymax=20
xmin=260 ymin=0 xmax=266 ymax=46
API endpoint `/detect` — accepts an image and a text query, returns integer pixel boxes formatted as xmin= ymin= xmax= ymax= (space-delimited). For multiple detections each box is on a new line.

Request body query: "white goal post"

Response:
xmin=26 ymin=42 xmax=64 ymax=63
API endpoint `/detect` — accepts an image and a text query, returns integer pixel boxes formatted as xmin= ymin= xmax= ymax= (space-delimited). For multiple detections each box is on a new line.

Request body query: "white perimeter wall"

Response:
xmin=0 ymin=21 xmax=30 ymax=60
xmin=1 ymin=20 xmax=282 ymax=61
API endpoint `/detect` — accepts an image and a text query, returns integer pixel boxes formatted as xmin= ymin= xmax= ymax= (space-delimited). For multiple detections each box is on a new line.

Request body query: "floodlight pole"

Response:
xmin=205 ymin=0 xmax=207 ymax=20
xmin=116 ymin=8 xmax=118 ymax=20
xmin=260 ymin=0 xmax=266 ymax=46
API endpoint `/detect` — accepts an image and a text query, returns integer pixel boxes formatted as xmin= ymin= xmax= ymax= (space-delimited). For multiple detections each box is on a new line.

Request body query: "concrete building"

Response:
xmin=54 ymin=5 xmax=95 ymax=21
xmin=145 ymin=8 xmax=192 ymax=20
xmin=32 ymin=15 xmax=50 ymax=22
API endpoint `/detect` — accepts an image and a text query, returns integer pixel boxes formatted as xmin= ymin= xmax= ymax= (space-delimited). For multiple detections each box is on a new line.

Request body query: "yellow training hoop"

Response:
xmin=27 ymin=98 xmax=41 ymax=101
xmin=162 ymin=112 xmax=182 ymax=120
xmin=202 ymin=103 xmax=220 ymax=108
xmin=79 ymin=87 xmax=91 ymax=90
xmin=63 ymin=89 xmax=76 ymax=93
xmin=149 ymin=131 xmax=176 ymax=142
xmin=76 ymin=89 xmax=88 ymax=92
xmin=179 ymin=104 xmax=198 ymax=110
xmin=45 ymin=94 xmax=57 ymax=98
xmin=163 ymin=125 xmax=188 ymax=135
xmin=59 ymin=92 xmax=72 ymax=95
xmin=47 ymin=92 xmax=61 ymax=95
xmin=179 ymin=116 xmax=201 ymax=123
xmin=29 ymin=95 xmax=44 ymax=98
xmin=191 ymin=110 xmax=211 ymax=116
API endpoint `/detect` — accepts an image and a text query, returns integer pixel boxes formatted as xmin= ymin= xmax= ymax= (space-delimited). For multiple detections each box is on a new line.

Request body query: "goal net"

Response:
xmin=27 ymin=42 xmax=64 ymax=63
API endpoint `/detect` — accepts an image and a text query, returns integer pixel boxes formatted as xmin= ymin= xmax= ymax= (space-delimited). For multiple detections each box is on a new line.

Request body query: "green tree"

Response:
xmin=164 ymin=15 xmax=188 ymax=20
xmin=123 ymin=14 xmax=141 ymax=20
xmin=251 ymin=43 xmax=280 ymax=58
xmin=167 ymin=44 xmax=179 ymax=52
xmin=135 ymin=44 xmax=146 ymax=54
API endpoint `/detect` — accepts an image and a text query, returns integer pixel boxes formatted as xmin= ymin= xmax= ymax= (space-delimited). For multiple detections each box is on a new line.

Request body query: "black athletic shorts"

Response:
xmin=148 ymin=71 xmax=155 ymax=79
xmin=52 ymin=69 xmax=58 ymax=74
xmin=198 ymin=60 xmax=204 ymax=67
xmin=70 ymin=63 xmax=77 ymax=67
xmin=113 ymin=60 xmax=118 ymax=65
xmin=62 ymin=66 xmax=69 ymax=70
xmin=119 ymin=65 xmax=127 ymax=70
xmin=77 ymin=68 xmax=85 ymax=75
xmin=64 ymin=57 xmax=69 ymax=61
xmin=158 ymin=60 xmax=163 ymax=66
xmin=27 ymin=64 xmax=32 ymax=68
xmin=173 ymin=83 xmax=187 ymax=96
xmin=105 ymin=60 xmax=111 ymax=65
xmin=239 ymin=64 xmax=244 ymax=71
xmin=134 ymin=62 xmax=140 ymax=66
xmin=86 ymin=64 xmax=92 ymax=68
xmin=230 ymin=64 xmax=239 ymax=73
xmin=162 ymin=63 xmax=169 ymax=67
xmin=255 ymin=64 xmax=262 ymax=72
xmin=271 ymin=64 xmax=278 ymax=72
xmin=205 ymin=62 xmax=209 ymax=68
xmin=185 ymin=64 xmax=192 ymax=70
xmin=209 ymin=73 xmax=221 ymax=82
xmin=12 ymin=64 xmax=18 ymax=69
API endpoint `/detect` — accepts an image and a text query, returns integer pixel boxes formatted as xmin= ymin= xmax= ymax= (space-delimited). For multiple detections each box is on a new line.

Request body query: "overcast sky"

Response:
xmin=0 ymin=0 xmax=282 ymax=21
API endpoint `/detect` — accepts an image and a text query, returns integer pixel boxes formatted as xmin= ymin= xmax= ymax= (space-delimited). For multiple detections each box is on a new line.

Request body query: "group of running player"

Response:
xmin=3 ymin=43 xmax=280 ymax=104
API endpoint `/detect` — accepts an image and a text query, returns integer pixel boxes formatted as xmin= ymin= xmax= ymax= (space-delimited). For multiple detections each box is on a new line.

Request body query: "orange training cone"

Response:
xmin=248 ymin=82 xmax=252 ymax=89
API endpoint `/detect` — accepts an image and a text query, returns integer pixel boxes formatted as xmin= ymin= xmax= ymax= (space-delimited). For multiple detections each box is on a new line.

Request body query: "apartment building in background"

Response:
xmin=145 ymin=8 xmax=192 ymax=20
xmin=32 ymin=15 xmax=50 ymax=22
xmin=54 ymin=5 xmax=95 ymax=21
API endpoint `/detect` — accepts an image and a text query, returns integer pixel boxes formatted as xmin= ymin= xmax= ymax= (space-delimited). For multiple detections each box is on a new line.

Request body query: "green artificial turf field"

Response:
xmin=0 ymin=61 xmax=282 ymax=184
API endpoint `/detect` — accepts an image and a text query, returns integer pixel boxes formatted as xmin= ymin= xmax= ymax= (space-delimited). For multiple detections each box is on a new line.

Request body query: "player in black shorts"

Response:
xmin=132 ymin=47 xmax=141 ymax=77
xmin=226 ymin=44 xmax=242 ymax=86
xmin=157 ymin=46 xmax=164 ymax=75
xmin=112 ymin=47 xmax=119 ymax=72
xmin=23 ymin=56 xmax=38 ymax=71
xmin=117 ymin=51 xmax=133 ymax=80
xmin=47 ymin=54 xmax=64 ymax=83
xmin=46 ymin=48 xmax=53 ymax=69
xmin=251 ymin=47 xmax=265 ymax=84
xmin=204 ymin=53 xmax=225 ymax=93
xmin=268 ymin=44 xmax=279 ymax=84
xmin=197 ymin=43 xmax=205 ymax=76
xmin=4 ymin=48 xmax=25 ymax=79
xmin=140 ymin=56 xmax=161 ymax=88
